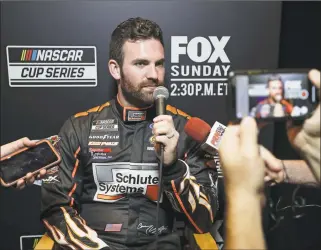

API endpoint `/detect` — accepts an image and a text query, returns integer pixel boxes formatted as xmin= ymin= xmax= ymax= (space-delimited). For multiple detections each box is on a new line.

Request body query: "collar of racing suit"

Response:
xmin=115 ymin=94 xmax=157 ymax=123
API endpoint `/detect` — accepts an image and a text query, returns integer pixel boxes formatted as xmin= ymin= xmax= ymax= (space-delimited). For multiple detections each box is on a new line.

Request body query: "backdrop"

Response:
xmin=0 ymin=1 xmax=282 ymax=249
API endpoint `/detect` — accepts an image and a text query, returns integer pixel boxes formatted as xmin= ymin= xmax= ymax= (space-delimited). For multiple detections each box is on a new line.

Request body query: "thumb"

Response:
xmin=286 ymin=119 xmax=302 ymax=146
xmin=240 ymin=117 xmax=259 ymax=156
xmin=259 ymin=145 xmax=283 ymax=171
xmin=309 ymin=69 xmax=320 ymax=90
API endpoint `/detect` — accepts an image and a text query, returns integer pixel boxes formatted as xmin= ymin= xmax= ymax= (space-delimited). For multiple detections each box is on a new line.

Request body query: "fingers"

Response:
xmin=239 ymin=117 xmax=259 ymax=157
xmin=154 ymin=135 xmax=170 ymax=146
xmin=25 ymin=172 xmax=35 ymax=185
xmin=264 ymin=175 xmax=272 ymax=182
xmin=287 ymin=124 xmax=302 ymax=146
xmin=153 ymin=116 xmax=177 ymax=139
xmin=153 ymin=121 xmax=172 ymax=135
xmin=16 ymin=179 xmax=26 ymax=190
xmin=303 ymin=104 xmax=321 ymax=136
xmin=16 ymin=173 xmax=34 ymax=190
xmin=259 ymin=145 xmax=283 ymax=171
xmin=21 ymin=137 xmax=37 ymax=147
xmin=153 ymin=115 xmax=173 ymax=123
xmin=15 ymin=170 xmax=43 ymax=189
xmin=39 ymin=169 xmax=47 ymax=178
xmin=219 ymin=125 xmax=240 ymax=159
xmin=14 ymin=137 xmax=36 ymax=150
xmin=309 ymin=69 xmax=320 ymax=89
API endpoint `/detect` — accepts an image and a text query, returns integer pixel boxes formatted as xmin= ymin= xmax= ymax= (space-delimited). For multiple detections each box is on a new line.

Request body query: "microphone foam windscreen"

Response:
xmin=153 ymin=86 xmax=169 ymax=100
xmin=184 ymin=117 xmax=211 ymax=143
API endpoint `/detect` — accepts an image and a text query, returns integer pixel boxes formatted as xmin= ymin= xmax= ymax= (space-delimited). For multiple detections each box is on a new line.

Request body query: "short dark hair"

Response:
xmin=109 ymin=17 xmax=164 ymax=67
xmin=266 ymin=74 xmax=284 ymax=88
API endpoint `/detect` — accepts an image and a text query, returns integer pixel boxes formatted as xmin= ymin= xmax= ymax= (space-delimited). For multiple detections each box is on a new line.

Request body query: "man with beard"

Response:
xmin=251 ymin=75 xmax=293 ymax=118
xmin=40 ymin=17 xmax=219 ymax=250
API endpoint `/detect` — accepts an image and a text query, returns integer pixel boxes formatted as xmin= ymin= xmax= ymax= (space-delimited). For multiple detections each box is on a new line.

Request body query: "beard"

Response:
xmin=119 ymin=70 xmax=162 ymax=107
xmin=271 ymin=94 xmax=282 ymax=103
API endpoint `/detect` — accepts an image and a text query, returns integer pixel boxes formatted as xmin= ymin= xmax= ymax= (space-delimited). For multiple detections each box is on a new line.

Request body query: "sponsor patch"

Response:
xmin=105 ymin=224 xmax=123 ymax=232
xmin=89 ymin=148 xmax=112 ymax=160
xmin=89 ymin=134 xmax=120 ymax=140
xmin=90 ymin=148 xmax=112 ymax=153
xmin=93 ymin=119 xmax=115 ymax=125
xmin=127 ymin=110 xmax=146 ymax=121
xmin=92 ymin=152 xmax=113 ymax=160
xmin=42 ymin=165 xmax=60 ymax=185
xmin=91 ymin=119 xmax=118 ymax=131
xmin=93 ymin=162 xmax=161 ymax=203
xmin=42 ymin=175 xmax=60 ymax=183
xmin=91 ymin=124 xmax=118 ymax=131
xmin=88 ymin=141 xmax=119 ymax=146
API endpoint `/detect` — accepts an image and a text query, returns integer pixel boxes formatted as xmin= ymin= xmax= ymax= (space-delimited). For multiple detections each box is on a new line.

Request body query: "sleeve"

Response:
xmin=40 ymin=118 xmax=109 ymax=250
xmin=162 ymin=136 xmax=219 ymax=234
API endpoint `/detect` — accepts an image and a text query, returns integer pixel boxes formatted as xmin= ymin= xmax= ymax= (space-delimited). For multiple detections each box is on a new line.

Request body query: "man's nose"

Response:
xmin=146 ymin=65 xmax=158 ymax=81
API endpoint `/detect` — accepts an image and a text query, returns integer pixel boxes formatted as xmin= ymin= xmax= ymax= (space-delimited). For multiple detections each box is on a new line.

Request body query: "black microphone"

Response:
xmin=152 ymin=86 xmax=169 ymax=248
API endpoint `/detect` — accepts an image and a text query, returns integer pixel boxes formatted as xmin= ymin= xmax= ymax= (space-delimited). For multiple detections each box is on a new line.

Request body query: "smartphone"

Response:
xmin=0 ymin=139 xmax=61 ymax=187
xmin=227 ymin=69 xmax=318 ymax=122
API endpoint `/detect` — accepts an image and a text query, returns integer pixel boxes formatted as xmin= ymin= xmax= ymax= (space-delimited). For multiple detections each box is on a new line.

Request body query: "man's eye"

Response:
xmin=156 ymin=62 xmax=164 ymax=67
xmin=135 ymin=62 xmax=146 ymax=66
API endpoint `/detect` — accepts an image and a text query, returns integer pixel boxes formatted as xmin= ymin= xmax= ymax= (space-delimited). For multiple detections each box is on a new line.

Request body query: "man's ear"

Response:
xmin=108 ymin=59 xmax=121 ymax=80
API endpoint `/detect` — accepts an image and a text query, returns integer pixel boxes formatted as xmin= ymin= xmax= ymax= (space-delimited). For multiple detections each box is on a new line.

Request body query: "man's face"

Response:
xmin=268 ymin=80 xmax=283 ymax=102
xmin=119 ymin=38 xmax=165 ymax=106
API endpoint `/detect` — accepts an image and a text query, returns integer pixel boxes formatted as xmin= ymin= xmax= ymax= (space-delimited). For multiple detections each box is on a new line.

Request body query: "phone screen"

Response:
xmin=0 ymin=141 xmax=59 ymax=184
xmin=233 ymin=72 xmax=317 ymax=119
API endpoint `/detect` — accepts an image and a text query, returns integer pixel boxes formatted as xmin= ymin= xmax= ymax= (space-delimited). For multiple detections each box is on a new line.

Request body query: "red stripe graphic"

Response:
xmin=27 ymin=50 xmax=32 ymax=61
xmin=25 ymin=50 xmax=29 ymax=61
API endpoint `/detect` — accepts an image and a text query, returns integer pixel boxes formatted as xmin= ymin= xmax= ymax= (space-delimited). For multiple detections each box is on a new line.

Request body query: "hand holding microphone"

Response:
xmin=152 ymin=86 xmax=180 ymax=244
xmin=185 ymin=117 xmax=265 ymax=196
xmin=152 ymin=86 xmax=179 ymax=166
xmin=273 ymin=94 xmax=285 ymax=117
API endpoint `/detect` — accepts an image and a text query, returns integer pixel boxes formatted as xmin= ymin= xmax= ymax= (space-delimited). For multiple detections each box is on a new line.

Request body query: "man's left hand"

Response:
xmin=153 ymin=115 xmax=179 ymax=166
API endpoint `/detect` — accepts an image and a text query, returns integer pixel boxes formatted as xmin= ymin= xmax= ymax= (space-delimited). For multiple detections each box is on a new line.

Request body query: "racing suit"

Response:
xmin=40 ymin=97 xmax=219 ymax=250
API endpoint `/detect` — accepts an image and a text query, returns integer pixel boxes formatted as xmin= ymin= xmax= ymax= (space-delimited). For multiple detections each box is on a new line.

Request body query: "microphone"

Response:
xmin=153 ymin=86 xmax=169 ymax=116
xmin=184 ymin=117 xmax=227 ymax=154
xmin=184 ymin=117 xmax=226 ymax=178
xmin=152 ymin=86 xmax=169 ymax=153
xmin=152 ymin=86 xmax=169 ymax=246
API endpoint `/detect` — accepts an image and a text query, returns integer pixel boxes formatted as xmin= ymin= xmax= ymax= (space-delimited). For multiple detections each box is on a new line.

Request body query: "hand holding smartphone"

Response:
xmin=0 ymin=138 xmax=61 ymax=187
xmin=227 ymin=69 xmax=318 ymax=123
